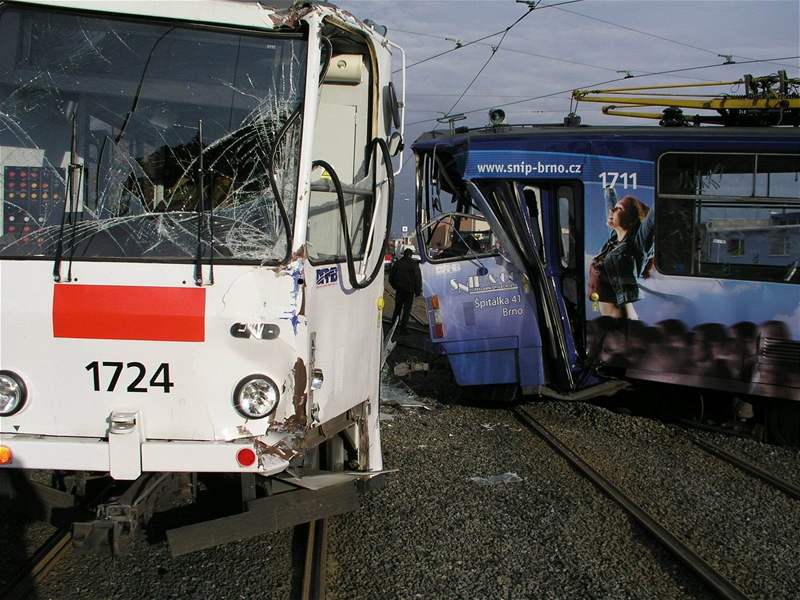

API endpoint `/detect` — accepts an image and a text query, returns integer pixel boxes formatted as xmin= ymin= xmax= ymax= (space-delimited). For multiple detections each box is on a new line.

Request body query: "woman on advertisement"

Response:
xmin=588 ymin=186 xmax=655 ymax=319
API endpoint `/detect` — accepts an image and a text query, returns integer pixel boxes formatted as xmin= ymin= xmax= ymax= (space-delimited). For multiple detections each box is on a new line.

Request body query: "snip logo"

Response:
xmin=316 ymin=267 xmax=338 ymax=287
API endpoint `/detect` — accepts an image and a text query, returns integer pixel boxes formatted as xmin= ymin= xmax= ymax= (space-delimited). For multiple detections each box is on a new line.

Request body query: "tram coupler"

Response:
xmin=72 ymin=472 xmax=181 ymax=555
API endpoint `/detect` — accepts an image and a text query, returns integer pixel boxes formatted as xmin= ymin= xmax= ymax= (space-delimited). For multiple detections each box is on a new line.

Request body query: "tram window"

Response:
xmin=424 ymin=213 xmax=495 ymax=260
xmin=521 ymin=185 xmax=545 ymax=261
xmin=657 ymin=152 xmax=800 ymax=283
xmin=0 ymin=7 xmax=307 ymax=263
xmin=307 ymin=188 xmax=369 ymax=263
xmin=557 ymin=186 xmax=574 ymax=269
xmin=757 ymin=155 xmax=800 ymax=198
xmin=659 ymin=154 xmax=755 ymax=197
xmin=728 ymin=238 xmax=745 ymax=256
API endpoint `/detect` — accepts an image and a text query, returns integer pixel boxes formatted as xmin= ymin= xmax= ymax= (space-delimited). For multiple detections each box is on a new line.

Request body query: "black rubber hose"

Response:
xmin=268 ymin=107 xmax=302 ymax=261
xmin=314 ymin=137 xmax=394 ymax=290
xmin=349 ymin=137 xmax=393 ymax=289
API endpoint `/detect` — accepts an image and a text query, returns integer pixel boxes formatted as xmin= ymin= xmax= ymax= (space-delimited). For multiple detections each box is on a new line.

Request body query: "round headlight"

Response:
xmin=0 ymin=371 xmax=27 ymax=417
xmin=234 ymin=375 xmax=279 ymax=419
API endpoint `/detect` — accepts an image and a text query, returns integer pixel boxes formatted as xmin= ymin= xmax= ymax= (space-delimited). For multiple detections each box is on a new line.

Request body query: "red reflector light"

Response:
xmin=236 ymin=448 xmax=256 ymax=467
xmin=0 ymin=446 xmax=12 ymax=465
xmin=434 ymin=323 xmax=445 ymax=338
xmin=430 ymin=295 xmax=440 ymax=310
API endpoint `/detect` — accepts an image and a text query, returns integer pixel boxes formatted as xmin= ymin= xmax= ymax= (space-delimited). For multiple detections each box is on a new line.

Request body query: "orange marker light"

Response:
xmin=0 ymin=446 xmax=12 ymax=465
xmin=430 ymin=295 xmax=440 ymax=310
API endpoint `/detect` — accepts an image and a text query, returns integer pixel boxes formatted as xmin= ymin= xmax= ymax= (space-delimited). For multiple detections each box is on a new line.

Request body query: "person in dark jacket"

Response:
xmin=389 ymin=247 xmax=422 ymax=334
xmin=588 ymin=186 xmax=655 ymax=319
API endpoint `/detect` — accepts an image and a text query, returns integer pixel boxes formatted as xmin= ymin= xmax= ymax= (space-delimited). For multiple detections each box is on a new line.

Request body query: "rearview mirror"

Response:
xmin=388 ymin=131 xmax=403 ymax=157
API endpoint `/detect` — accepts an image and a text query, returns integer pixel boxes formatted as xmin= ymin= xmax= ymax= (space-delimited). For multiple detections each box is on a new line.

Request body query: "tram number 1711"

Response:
xmin=598 ymin=171 xmax=637 ymax=189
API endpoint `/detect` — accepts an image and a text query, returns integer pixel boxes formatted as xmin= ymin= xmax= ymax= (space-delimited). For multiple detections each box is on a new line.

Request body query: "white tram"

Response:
xmin=0 ymin=0 xmax=404 ymax=549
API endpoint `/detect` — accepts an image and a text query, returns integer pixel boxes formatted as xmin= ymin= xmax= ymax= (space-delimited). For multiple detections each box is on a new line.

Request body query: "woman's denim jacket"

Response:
xmin=602 ymin=187 xmax=655 ymax=306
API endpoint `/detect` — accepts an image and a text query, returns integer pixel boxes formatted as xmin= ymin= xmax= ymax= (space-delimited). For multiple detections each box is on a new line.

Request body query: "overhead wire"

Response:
xmin=462 ymin=55 xmax=800 ymax=116
xmin=555 ymin=5 xmax=800 ymax=72
xmin=392 ymin=0 xmax=585 ymax=73
xmin=405 ymin=54 xmax=800 ymax=126
xmin=392 ymin=28 xmax=715 ymax=85
xmin=439 ymin=8 xmax=533 ymax=122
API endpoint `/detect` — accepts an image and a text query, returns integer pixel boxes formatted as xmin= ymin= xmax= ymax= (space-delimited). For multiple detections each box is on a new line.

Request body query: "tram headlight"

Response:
xmin=0 ymin=371 xmax=26 ymax=416
xmin=233 ymin=375 xmax=279 ymax=419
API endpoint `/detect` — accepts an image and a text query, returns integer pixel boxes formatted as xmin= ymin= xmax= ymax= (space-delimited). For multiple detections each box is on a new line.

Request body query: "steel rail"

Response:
xmin=382 ymin=288 xmax=430 ymax=329
xmin=513 ymin=406 xmax=750 ymax=600
xmin=686 ymin=434 xmax=800 ymax=501
xmin=0 ymin=528 xmax=72 ymax=600
xmin=291 ymin=518 xmax=329 ymax=600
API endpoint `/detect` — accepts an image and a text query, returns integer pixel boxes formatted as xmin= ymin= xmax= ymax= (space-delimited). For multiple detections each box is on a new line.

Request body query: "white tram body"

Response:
xmin=0 ymin=0 xmax=404 ymax=483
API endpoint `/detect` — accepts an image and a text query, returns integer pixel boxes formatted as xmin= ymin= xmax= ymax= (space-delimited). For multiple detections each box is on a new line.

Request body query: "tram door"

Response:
xmin=552 ymin=184 xmax=584 ymax=356
xmin=520 ymin=182 xmax=585 ymax=357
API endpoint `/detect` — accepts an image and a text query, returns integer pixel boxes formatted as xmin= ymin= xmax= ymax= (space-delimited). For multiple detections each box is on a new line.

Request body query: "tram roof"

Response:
xmin=4 ymin=0 xmax=369 ymax=33
xmin=412 ymin=124 xmax=800 ymax=154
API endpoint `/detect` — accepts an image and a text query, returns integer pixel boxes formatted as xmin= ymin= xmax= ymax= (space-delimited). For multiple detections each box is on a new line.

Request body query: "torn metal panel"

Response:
xmin=255 ymin=436 xmax=298 ymax=463
xmin=299 ymin=402 xmax=365 ymax=450
xmin=292 ymin=357 xmax=309 ymax=425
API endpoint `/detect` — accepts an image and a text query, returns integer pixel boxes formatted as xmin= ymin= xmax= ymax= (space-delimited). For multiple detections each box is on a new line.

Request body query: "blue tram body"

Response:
xmin=413 ymin=126 xmax=799 ymax=412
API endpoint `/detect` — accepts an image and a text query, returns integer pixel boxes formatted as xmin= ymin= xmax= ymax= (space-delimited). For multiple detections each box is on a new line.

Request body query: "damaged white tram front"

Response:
xmin=0 ymin=0 xmax=404 ymax=545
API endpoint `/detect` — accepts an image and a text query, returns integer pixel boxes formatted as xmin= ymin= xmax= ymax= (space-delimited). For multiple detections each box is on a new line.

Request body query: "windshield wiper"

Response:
xmin=53 ymin=110 xmax=83 ymax=282
xmin=194 ymin=119 xmax=213 ymax=286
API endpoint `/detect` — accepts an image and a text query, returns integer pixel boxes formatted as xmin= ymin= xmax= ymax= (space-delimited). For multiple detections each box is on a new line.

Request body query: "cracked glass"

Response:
xmin=0 ymin=6 xmax=307 ymax=263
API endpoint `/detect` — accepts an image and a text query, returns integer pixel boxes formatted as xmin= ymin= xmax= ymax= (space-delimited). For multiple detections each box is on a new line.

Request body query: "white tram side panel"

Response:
xmin=0 ymin=0 xmax=402 ymax=482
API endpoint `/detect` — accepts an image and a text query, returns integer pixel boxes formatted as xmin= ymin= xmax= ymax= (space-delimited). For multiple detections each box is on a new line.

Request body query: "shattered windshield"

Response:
xmin=0 ymin=7 xmax=306 ymax=263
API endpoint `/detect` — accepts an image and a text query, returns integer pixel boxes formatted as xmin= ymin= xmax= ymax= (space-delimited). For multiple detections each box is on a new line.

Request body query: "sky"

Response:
xmin=334 ymin=0 xmax=800 ymax=234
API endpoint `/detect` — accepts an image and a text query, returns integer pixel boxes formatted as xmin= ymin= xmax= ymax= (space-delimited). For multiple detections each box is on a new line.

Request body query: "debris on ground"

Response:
xmin=381 ymin=369 xmax=436 ymax=410
xmin=393 ymin=362 xmax=430 ymax=377
xmin=468 ymin=472 xmax=524 ymax=486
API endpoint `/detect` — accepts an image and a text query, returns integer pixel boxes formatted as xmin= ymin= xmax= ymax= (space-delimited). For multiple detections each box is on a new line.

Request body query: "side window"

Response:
xmin=656 ymin=152 xmax=800 ymax=283
xmin=306 ymin=46 xmax=373 ymax=265
xmin=557 ymin=185 xmax=574 ymax=269
xmin=307 ymin=173 xmax=370 ymax=263
xmin=521 ymin=185 xmax=544 ymax=261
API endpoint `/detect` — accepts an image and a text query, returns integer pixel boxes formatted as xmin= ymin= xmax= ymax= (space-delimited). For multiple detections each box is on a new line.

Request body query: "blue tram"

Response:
xmin=413 ymin=117 xmax=800 ymax=442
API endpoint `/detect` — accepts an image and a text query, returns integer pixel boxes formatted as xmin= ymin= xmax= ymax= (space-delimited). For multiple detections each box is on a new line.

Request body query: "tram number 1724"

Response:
xmin=85 ymin=361 xmax=174 ymax=393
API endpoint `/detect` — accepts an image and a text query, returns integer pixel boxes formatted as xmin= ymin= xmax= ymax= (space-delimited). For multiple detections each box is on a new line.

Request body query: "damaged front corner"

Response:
xmin=292 ymin=357 xmax=309 ymax=426
xmin=278 ymin=259 xmax=305 ymax=334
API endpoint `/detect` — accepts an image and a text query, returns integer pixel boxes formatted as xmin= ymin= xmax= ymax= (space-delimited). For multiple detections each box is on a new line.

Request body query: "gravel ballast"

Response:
xmin=2 ymin=347 xmax=798 ymax=599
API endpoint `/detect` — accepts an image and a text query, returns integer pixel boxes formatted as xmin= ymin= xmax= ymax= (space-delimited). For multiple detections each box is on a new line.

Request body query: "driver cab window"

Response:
xmin=428 ymin=214 xmax=494 ymax=258
xmin=419 ymin=152 xmax=497 ymax=261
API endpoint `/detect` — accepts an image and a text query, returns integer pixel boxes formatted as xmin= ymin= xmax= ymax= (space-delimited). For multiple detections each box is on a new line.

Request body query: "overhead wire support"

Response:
xmin=439 ymin=2 xmax=541 ymax=123
xmin=394 ymin=0 xmax=585 ymax=73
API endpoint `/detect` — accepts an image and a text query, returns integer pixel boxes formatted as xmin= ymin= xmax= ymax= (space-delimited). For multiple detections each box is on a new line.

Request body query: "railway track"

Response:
xmin=513 ymin=404 xmax=800 ymax=600
xmin=291 ymin=518 xmax=329 ymax=600
xmin=0 ymin=528 xmax=72 ymax=600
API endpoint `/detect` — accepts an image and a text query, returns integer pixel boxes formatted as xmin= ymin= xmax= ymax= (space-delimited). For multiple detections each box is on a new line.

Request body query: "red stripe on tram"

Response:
xmin=53 ymin=284 xmax=206 ymax=342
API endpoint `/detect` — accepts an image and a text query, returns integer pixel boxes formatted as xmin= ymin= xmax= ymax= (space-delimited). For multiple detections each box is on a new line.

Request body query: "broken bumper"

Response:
xmin=0 ymin=434 xmax=290 ymax=479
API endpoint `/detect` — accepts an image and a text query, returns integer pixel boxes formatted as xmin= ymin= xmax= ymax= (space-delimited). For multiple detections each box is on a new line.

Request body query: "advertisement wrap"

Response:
xmin=450 ymin=142 xmax=800 ymax=399
xmin=420 ymin=255 xmax=545 ymax=387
